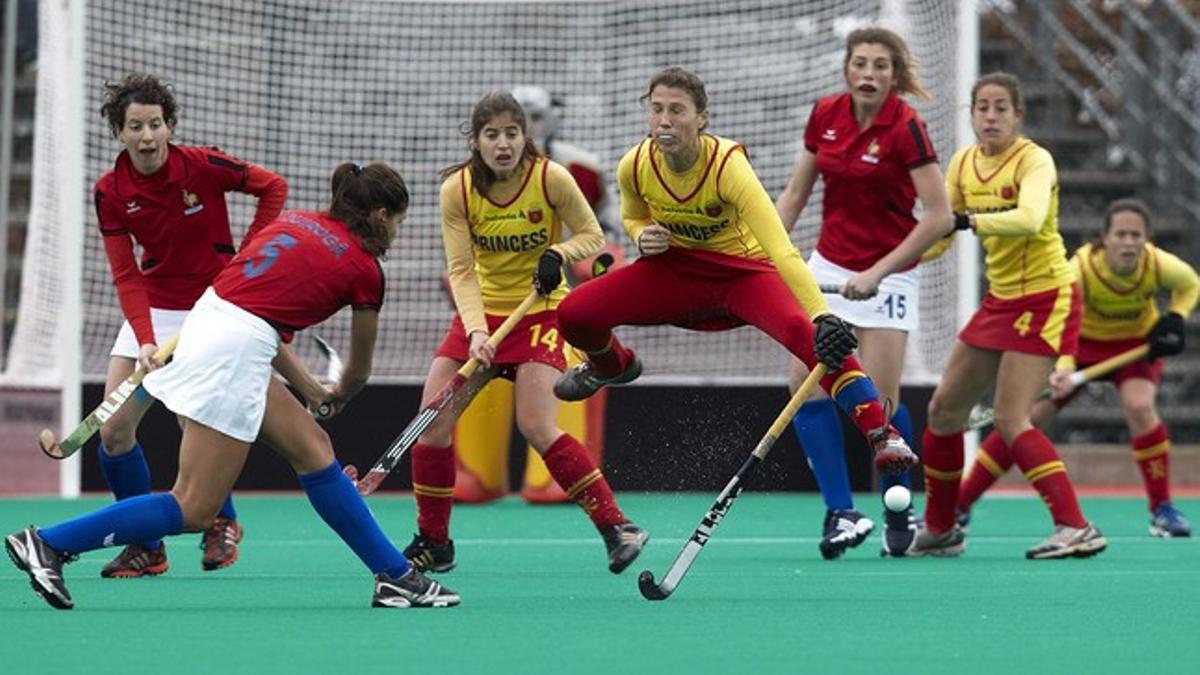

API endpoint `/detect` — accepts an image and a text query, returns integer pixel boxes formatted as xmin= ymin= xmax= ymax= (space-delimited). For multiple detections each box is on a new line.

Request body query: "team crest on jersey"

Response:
xmin=125 ymin=200 xmax=141 ymax=214
xmin=527 ymin=207 xmax=543 ymax=224
xmin=1000 ymin=185 xmax=1015 ymax=200
xmin=182 ymin=190 xmax=204 ymax=216
xmin=860 ymin=138 xmax=881 ymax=164
xmin=822 ymin=128 xmax=837 ymax=141
xmin=704 ymin=202 xmax=723 ymax=217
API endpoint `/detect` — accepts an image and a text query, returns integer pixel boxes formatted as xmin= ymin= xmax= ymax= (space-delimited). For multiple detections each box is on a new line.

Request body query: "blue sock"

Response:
xmin=39 ymin=493 xmax=183 ymax=555
xmin=97 ymin=441 xmax=163 ymax=550
xmin=880 ymin=403 xmax=914 ymax=493
xmin=791 ymin=399 xmax=852 ymax=511
xmin=298 ymin=460 xmax=410 ymax=578
xmin=831 ymin=376 xmax=881 ymax=418
xmin=217 ymin=494 xmax=237 ymax=520
xmin=97 ymin=441 xmax=151 ymax=500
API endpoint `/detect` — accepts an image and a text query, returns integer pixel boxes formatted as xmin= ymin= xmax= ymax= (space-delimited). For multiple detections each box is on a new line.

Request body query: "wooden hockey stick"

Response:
xmin=965 ymin=344 xmax=1151 ymax=430
xmin=345 ymin=291 xmax=542 ymax=496
xmin=38 ymin=333 xmax=181 ymax=459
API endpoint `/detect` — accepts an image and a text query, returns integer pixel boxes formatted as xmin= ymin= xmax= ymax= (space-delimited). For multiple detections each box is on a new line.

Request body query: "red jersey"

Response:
xmin=212 ymin=211 xmax=385 ymax=342
xmin=804 ymin=92 xmax=937 ymax=272
xmin=94 ymin=144 xmax=287 ymax=344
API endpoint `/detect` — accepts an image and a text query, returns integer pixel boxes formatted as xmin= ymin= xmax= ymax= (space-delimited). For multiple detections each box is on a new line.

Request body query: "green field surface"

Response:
xmin=2 ymin=494 xmax=1197 ymax=674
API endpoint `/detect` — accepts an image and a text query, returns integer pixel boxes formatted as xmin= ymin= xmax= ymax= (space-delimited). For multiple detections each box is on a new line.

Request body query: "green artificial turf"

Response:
xmin=2 ymin=493 xmax=1197 ymax=675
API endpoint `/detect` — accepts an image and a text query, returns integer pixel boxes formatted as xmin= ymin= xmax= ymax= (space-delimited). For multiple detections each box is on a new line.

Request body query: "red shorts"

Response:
xmin=435 ymin=309 xmax=568 ymax=380
xmin=1076 ymin=336 xmax=1162 ymax=385
xmin=959 ymin=285 xmax=1081 ymax=357
xmin=1053 ymin=336 xmax=1161 ymax=407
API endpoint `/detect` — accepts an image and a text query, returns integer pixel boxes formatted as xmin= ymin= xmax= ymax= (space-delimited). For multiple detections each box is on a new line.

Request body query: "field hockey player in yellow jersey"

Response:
xmin=553 ymin=67 xmax=919 ymax=478
xmin=913 ymin=72 xmax=1106 ymax=559
xmin=957 ymin=198 xmax=1199 ymax=537
xmin=450 ymin=85 xmax=621 ymax=505
xmin=403 ymin=91 xmax=647 ymax=576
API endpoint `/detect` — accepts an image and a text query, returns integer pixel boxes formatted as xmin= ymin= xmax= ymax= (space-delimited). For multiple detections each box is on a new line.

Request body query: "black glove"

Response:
xmin=954 ymin=212 xmax=973 ymax=231
xmin=1147 ymin=312 xmax=1185 ymax=359
xmin=814 ymin=313 xmax=858 ymax=369
xmin=533 ymin=249 xmax=564 ymax=295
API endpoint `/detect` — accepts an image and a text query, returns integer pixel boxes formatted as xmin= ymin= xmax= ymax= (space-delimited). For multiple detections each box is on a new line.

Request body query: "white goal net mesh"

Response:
xmin=9 ymin=0 xmax=968 ymax=386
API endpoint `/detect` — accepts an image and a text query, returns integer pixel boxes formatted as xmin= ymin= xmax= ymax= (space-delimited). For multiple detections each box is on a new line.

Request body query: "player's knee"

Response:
xmin=290 ymin=425 xmax=336 ymax=474
xmin=98 ymin=422 xmax=136 ymax=454
xmin=1124 ymin=402 xmax=1159 ymax=433
xmin=556 ymin=292 xmax=587 ymax=338
xmin=991 ymin=410 xmax=1029 ymax=445
xmin=926 ymin=395 xmax=956 ymax=433
xmin=171 ymin=489 xmax=220 ymax=532
xmin=515 ymin=416 xmax=556 ymax=451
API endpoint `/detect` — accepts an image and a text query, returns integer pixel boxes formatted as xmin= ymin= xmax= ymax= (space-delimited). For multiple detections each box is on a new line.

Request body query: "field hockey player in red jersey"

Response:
xmin=7 ymin=162 xmax=460 ymax=610
xmin=90 ymin=73 xmax=287 ymax=577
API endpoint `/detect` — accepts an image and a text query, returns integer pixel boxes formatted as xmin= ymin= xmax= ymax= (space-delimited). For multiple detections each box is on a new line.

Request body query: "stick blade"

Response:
xmin=638 ymin=570 xmax=671 ymax=601
xmin=38 ymin=429 xmax=65 ymax=460
xmin=356 ymin=469 xmax=386 ymax=497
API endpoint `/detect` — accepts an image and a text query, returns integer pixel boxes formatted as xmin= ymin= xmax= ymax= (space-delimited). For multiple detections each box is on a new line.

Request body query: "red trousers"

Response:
xmin=558 ymin=247 xmax=854 ymax=378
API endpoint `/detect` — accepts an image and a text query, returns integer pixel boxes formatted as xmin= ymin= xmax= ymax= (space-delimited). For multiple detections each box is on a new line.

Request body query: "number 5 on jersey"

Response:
xmin=244 ymin=233 xmax=298 ymax=279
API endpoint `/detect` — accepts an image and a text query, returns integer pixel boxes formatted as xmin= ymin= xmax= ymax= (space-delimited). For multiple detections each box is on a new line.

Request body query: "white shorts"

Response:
xmin=110 ymin=307 xmax=191 ymax=358
xmin=808 ymin=249 xmax=920 ymax=332
xmin=142 ymin=288 xmax=280 ymax=443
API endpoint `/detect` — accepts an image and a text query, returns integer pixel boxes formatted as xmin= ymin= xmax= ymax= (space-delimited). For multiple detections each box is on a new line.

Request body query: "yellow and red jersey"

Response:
xmin=946 ymin=137 xmax=1073 ymax=298
xmin=1072 ymin=241 xmax=1199 ymax=341
xmin=618 ymin=133 xmax=826 ymax=318
xmin=441 ymin=156 xmax=603 ymax=334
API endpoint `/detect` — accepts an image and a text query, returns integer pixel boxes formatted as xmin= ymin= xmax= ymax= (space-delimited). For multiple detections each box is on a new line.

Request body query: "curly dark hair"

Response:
xmin=99 ymin=73 xmax=178 ymax=137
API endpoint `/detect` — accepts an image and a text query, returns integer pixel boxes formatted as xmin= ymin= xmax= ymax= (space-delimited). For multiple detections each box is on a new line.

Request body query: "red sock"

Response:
xmin=586 ymin=337 xmax=634 ymax=379
xmin=542 ymin=434 xmax=625 ymax=529
xmin=1010 ymin=428 xmax=1086 ymax=528
xmin=958 ymin=431 xmax=1014 ymax=511
xmin=1131 ymin=423 xmax=1171 ymax=512
xmin=411 ymin=443 xmax=456 ymax=541
xmin=922 ymin=428 xmax=964 ymax=533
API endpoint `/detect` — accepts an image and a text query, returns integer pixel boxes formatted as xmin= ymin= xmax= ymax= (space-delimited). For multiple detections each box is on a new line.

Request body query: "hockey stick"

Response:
xmin=965 ymin=343 xmax=1150 ymax=431
xmin=638 ymin=363 xmax=828 ymax=601
xmin=38 ymin=332 xmax=182 ymax=460
xmin=311 ymin=335 xmax=345 ymax=418
xmin=346 ymin=290 xmax=542 ymax=496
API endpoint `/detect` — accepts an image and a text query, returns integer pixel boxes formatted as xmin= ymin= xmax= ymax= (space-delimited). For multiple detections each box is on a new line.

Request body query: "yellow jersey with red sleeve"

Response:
xmin=617 ymin=133 xmax=827 ymax=318
xmin=946 ymin=137 xmax=1073 ymax=298
xmin=441 ymin=157 xmax=604 ymax=335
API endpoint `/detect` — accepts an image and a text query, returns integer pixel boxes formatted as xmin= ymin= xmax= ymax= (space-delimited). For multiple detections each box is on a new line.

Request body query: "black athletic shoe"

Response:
xmin=880 ymin=506 xmax=918 ymax=558
xmin=553 ymin=356 xmax=643 ymax=402
xmin=818 ymin=509 xmax=874 ymax=560
xmin=403 ymin=533 xmax=456 ymax=573
xmin=5 ymin=526 xmax=75 ymax=610
xmin=601 ymin=522 xmax=648 ymax=574
xmin=372 ymin=568 xmax=460 ymax=608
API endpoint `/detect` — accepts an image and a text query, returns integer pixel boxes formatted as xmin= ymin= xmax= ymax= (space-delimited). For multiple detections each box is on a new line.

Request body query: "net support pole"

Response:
xmin=956 ymin=0 xmax=981 ymax=460
xmin=0 ymin=0 xmax=17 ymax=368
xmin=58 ymin=0 xmax=86 ymax=498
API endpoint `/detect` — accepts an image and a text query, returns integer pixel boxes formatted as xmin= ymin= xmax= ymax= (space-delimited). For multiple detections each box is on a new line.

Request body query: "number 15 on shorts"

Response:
xmin=880 ymin=293 xmax=907 ymax=320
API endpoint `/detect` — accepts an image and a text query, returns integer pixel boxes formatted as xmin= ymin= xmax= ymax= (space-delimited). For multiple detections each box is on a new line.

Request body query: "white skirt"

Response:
xmin=808 ymin=249 xmax=920 ymax=332
xmin=142 ymin=288 xmax=280 ymax=442
xmin=110 ymin=307 xmax=191 ymax=358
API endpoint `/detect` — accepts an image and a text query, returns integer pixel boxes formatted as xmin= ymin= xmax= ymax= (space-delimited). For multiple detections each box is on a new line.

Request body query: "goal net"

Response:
xmin=9 ymin=0 xmax=974 ymax=389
